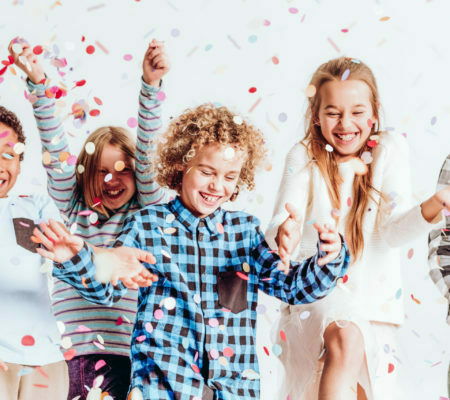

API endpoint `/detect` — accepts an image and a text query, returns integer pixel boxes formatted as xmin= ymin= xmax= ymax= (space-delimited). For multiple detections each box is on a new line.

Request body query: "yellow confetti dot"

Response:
xmin=305 ymin=84 xmax=317 ymax=97
xmin=42 ymin=151 xmax=52 ymax=165
xmin=77 ymin=164 xmax=85 ymax=174
xmin=164 ymin=227 xmax=177 ymax=235
xmin=243 ymin=262 xmax=250 ymax=273
xmin=218 ymin=356 xmax=228 ymax=366
xmin=114 ymin=160 xmax=125 ymax=171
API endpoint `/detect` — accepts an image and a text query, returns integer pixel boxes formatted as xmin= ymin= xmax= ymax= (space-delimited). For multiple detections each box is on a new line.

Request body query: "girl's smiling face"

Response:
xmin=97 ymin=143 xmax=136 ymax=210
xmin=317 ymin=79 xmax=377 ymax=162
xmin=179 ymin=143 xmax=244 ymax=218
xmin=0 ymin=124 xmax=21 ymax=198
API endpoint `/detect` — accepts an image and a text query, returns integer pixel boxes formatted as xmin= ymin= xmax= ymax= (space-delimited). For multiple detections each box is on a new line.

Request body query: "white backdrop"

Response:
xmin=1 ymin=0 xmax=449 ymax=399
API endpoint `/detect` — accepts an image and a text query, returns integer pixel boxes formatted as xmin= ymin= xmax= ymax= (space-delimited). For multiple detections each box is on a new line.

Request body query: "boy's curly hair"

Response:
xmin=0 ymin=106 xmax=26 ymax=161
xmin=156 ymin=104 xmax=266 ymax=198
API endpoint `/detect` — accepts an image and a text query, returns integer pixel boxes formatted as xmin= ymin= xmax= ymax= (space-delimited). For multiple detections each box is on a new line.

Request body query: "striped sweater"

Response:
xmin=27 ymin=77 xmax=166 ymax=358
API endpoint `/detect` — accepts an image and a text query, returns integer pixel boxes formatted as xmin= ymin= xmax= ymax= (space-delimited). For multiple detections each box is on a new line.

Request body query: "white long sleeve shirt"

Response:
xmin=266 ymin=132 xmax=437 ymax=324
xmin=0 ymin=194 xmax=63 ymax=365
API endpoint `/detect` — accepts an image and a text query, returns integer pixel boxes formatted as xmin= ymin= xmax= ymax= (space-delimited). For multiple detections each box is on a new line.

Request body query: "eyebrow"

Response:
xmin=324 ymin=104 xmax=367 ymax=110
xmin=197 ymin=163 xmax=240 ymax=174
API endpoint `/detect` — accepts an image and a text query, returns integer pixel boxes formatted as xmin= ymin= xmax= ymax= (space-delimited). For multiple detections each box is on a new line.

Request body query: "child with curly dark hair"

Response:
xmin=0 ymin=106 xmax=69 ymax=399
xmin=33 ymin=104 xmax=350 ymax=399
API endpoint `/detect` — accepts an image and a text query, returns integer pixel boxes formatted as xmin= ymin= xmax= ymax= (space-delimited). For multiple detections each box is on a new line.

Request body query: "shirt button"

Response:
xmin=198 ymin=233 xmax=204 ymax=241
xmin=198 ymin=220 xmax=206 ymax=228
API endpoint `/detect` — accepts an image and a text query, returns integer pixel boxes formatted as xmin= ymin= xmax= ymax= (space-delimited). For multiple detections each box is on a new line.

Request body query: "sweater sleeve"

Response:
xmin=376 ymin=133 xmax=440 ymax=247
xmin=265 ymin=142 xmax=312 ymax=251
xmin=135 ymin=78 xmax=167 ymax=207
xmin=26 ymin=79 xmax=77 ymax=218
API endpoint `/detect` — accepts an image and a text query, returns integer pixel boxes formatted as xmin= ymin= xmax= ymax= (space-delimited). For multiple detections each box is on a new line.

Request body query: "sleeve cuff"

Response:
xmin=53 ymin=242 xmax=92 ymax=273
xmin=26 ymin=77 xmax=47 ymax=93
xmin=141 ymin=76 xmax=163 ymax=95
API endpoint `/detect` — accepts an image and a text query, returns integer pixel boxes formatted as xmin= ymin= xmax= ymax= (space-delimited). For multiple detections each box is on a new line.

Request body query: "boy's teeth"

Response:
xmin=202 ymin=193 xmax=219 ymax=202
xmin=0 ymin=180 xmax=4 ymax=184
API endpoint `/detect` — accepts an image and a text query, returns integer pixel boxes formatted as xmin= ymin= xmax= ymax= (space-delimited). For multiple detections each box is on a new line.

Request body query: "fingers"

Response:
xmin=49 ymin=218 xmax=69 ymax=237
xmin=36 ymin=247 xmax=56 ymax=261
xmin=133 ymin=249 xmax=156 ymax=265
xmin=317 ymin=252 xmax=339 ymax=266
xmin=39 ymin=222 xmax=59 ymax=243
xmin=33 ymin=226 xmax=54 ymax=250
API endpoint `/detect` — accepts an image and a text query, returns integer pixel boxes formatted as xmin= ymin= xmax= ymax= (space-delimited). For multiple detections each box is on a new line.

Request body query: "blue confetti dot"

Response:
xmin=384 ymin=344 xmax=390 ymax=353
xmin=395 ymin=288 xmax=402 ymax=299
xmin=272 ymin=344 xmax=282 ymax=357
xmin=431 ymin=116 xmax=437 ymax=125
xmin=171 ymin=28 xmax=180 ymax=38
xmin=205 ymin=44 xmax=213 ymax=51
xmin=248 ymin=35 xmax=258 ymax=43
xmin=278 ymin=113 xmax=288 ymax=122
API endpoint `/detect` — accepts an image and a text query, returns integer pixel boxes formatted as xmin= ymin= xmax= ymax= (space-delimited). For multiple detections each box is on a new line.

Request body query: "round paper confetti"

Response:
xmin=272 ymin=56 xmax=279 ymax=65
xmin=156 ymin=91 xmax=166 ymax=101
xmin=87 ymin=387 xmax=101 ymax=400
xmin=21 ymin=335 xmax=35 ymax=346
xmin=395 ymin=288 xmax=402 ymax=299
xmin=85 ymin=142 xmax=95 ymax=155
xmin=145 ymin=322 xmax=153 ymax=333
xmin=193 ymin=294 xmax=201 ymax=304
xmin=57 ymin=321 xmax=66 ymax=334
xmin=208 ymin=318 xmax=219 ymax=328
xmin=233 ymin=116 xmax=243 ymax=125
xmin=154 ymin=309 xmax=164 ymax=320
xmin=255 ymin=304 xmax=266 ymax=314
xmin=42 ymin=151 xmax=52 ymax=165
xmin=299 ymin=311 xmax=310 ymax=320
xmin=127 ymin=117 xmax=137 ymax=128
xmin=341 ymin=69 xmax=350 ymax=81
xmin=163 ymin=297 xmax=176 ymax=310
xmin=205 ymin=44 xmax=213 ymax=51
xmin=171 ymin=28 xmax=180 ymax=37
xmin=387 ymin=363 xmax=395 ymax=373
xmin=223 ymin=347 xmax=234 ymax=358
xmin=288 ymin=7 xmax=299 ymax=14
xmin=280 ymin=330 xmax=286 ymax=342
xmin=166 ymin=214 xmax=175 ymax=223
xmin=63 ymin=349 xmax=76 ymax=361
xmin=305 ymin=84 xmax=316 ymax=97
xmin=210 ymin=349 xmax=219 ymax=359
xmin=248 ymin=87 xmax=257 ymax=93
xmin=104 ymin=173 xmax=112 ymax=182
xmin=124 ymin=54 xmax=133 ymax=61
xmin=61 ymin=337 xmax=72 ymax=349
xmin=216 ymin=222 xmax=224 ymax=234
xmin=86 ymin=45 xmax=95 ymax=54
xmin=13 ymin=142 xmax=25 ymax=155
xmin=136 ymin=335 xmax=146 ymax=342
xmin=242 ymin=262 xmax=250 ymax=273
xmin=191 ymin=363 xmax=200 ymax=374
xmin=67 ymin=155 xmax=77 ymax=166
xmin=89 ymin=109 xmax=100 ymax=117
xmin=431 ymin=116 xmax=437 ymax=126
xmin=223 ymin=147 xmax=235 ymax=161
xmin=77 ymin=164 xmax=85 ymax=174
xmin=33 ymin=45 xmax=43 ymax=55
xmin=218 ymin=356 xmax=228 ymax=366
xmin=272 ymin=344 xmax=282 ymax=357
xmin=89 ymin=212 xmax=99 ymax=225
xmin=278 ymin=113 xmax=287 ymax=122
xmin=182 ymin=338 xmax=189 ymax=349
xmin=248 ymin=35 xmax=258 ymax=43
xmin=114 ymin=160 xmax=125 ymax=171
xmin=164 ymin=227 xmax=176 ymax=234
xmin=263 ymin=19 xmax=271 ymax=26
xmin=325 ymin=144 xmax=334 ymax=152
xmin=380 ymin=16 xmax=390 ymax=22
xmin=93 ymin=375 xmax=104 ymax=388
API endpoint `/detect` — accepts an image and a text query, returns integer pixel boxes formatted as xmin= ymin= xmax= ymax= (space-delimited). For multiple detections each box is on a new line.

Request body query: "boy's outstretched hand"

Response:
xmin=313 ymin=222 xmax=342 ymax=266
xmin=31 ymin=219 xmax=159 ymax=289
xmin=142 ymin=39 xmax=170 ymax=87
xmin=8 ymin=37 xmax=45 ymax=84
xmin=275 ymin=202 xmax=302 ymax=274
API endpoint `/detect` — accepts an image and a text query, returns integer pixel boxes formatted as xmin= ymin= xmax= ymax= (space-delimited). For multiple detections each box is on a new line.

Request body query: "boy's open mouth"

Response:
xmin=200 ymin=192 xmax=221 ymax=204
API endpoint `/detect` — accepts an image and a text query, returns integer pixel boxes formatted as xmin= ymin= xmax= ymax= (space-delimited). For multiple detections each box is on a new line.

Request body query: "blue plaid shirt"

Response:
xmin=54 ymin=197 xmax=350 ymax=399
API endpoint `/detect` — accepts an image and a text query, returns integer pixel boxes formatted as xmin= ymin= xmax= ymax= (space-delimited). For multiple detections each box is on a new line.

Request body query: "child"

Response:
xmin=9 ymin=37 xmax=170 ymax=399
xmin=0 ymin=106 xmax=68 ymax=399
xmin=32 ymin=104 xmax=350 ymax=399
xmin=428 ymin=153 xmax=450 ymax=395
xmin=265 ymin=57 xmax=450 ymax=399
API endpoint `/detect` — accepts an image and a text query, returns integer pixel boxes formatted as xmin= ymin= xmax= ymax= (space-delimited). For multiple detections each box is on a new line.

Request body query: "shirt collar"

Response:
xmin=169 ymin=196 xmax=224 ymax=233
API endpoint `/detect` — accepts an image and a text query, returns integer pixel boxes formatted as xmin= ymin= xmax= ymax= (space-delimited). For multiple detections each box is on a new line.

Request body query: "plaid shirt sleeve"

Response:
xmin=52 ymin=243 xmax=128 ymax=306
xmin=251 ymin=224 xmax=350 ymax=304
xmin=428 ymin=154 xmax=450 ymax=323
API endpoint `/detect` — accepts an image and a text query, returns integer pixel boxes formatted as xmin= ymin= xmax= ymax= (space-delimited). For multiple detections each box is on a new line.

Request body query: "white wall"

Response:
xmin=1 ymin=0 xmax=449 ymax=398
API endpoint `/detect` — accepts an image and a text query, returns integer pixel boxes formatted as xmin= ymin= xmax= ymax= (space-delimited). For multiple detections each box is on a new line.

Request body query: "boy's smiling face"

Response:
xmin=0 ymin=123 xmax=21 ymax=198
xmin=179 ymin=143 xmax=245 ymax=218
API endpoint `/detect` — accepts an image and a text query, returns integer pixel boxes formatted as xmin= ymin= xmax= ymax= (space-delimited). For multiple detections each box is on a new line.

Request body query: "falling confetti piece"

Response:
xmin=156 ymin=91 xmax=166 ymax=101
xmin=21 ymin=335 xmax=35 ymax=346
xmin=166 ymin=214 xmax=175 ymax=223
xmin=272 ymin=344 xmax=282 ymax=357
xmin=33 ymin=384 xmax=49 ymax=388
xmin=161 ymin=249 xmax=171 ymax=259
xmin=272 ymin=56 xmax=279 ymax=65
xmin=227 ymin=34 xmax=241 ymax=49
xmin=233 ymin=116 xmax=243 ymax=125
xmin=123 ymin=54 xmax=133 ymax=61
xmin=367 ymin=140 xmax=377 ymax=148
xmin=145 ymin=322 xmax=153 ymax=333
xmin=93 ymin=341 xmax=105 ymax=350
xmin=13 ymin=142 xmax=25 ymax=155
xmin=154 ymin=309 xmax=164 ymax=320
xmin=95 ymin=360 xmax=106 ymax=371
xmin=164 ymin=227 xmax=176 ymax=234
xmin=193 ymin=294 xmax=201 ymax=304
xmin=136 ymin=335 xmax=146 ymax=342
xmin=33 ymin=45 xmax=43 ymax=55
xmin=86 ymin=45 xmax=95 ymax=54
xmin=341 ymin=69 xmax=350 ymax=81
xmin=89 ymin=109 xmax=100 ymax=117
xmin=223 ymin=347 xmax=234 ymax=358
xmin=191 ymin=364 xmax=200 ymax=374
xmin=61 ymin=337 xmax=72 ymax=349
xmin=84 ymin=141 xmax=95 ymax=154
xmin=163 ymin=297 xmax=176 ymax=310
xmin=305 ymin=84 xmax=316 ymax=97
xmin=278 ymin=113 xmax=287 ymax=122
xmin=93 ymin=96 xmax=103 ymax=105
xmin=407 ymin=248 xmax=414 ymax=259
xmin=347 ymin=197 xmax=352 ymax=207
xmin=242 ymin=262 xmax=250 ymax=273
xmin=208 ymin=318 xmax=219 ymax=328
xmin=236 ymin=271 xmax=249 ymax=281
xmin=218 ymin=356 xmax=228 ymax=366
xmin=263 ymin=346 xmax=270 ymax=356
xmin=327 ymin=37 xmax=340 ymax=53
xmin=431 ymin=116 xmax=437 ymax=125
xmin=387 ymin=363 xmax=395 ymax=373
xmin=325 ymin=144 xmax=334 ymax=152
xmin=248 ymin=87 xmax=257 ymax=93
xmin=380 ymin=16 xmax=390 ymax=21
xmin=104 ymin=173 xmax=112 ymax=182
xmin=248 ymin=97 xmax=262 ymax=113
xmin=76 ymin=325 xmax=91 ymax=332
xmin=223 ymin=147 xmax=235 ymax=161
xmin=411 ymin=294 xmax=421 ymax=304
xmin=248 ymin=35 xmax=258 ymax=43
xmin=288 ymin=7 xmax=299 ymax=14
xmin=299 ymin=311 xmax=310 ymax=320
xmin=127 ymin=117 xmax=138 ymax=128
xmin=64 ymin=349 xmax=76 ymax=361
xmin=341 ymin=29 xmax=349 ymax=33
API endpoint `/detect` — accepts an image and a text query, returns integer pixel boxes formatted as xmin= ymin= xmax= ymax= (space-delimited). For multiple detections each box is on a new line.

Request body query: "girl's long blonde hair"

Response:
xmin=76 ymin=126 xmax=135 ymax=217
xmin=303 ymin=57 xmax=382 ymax=260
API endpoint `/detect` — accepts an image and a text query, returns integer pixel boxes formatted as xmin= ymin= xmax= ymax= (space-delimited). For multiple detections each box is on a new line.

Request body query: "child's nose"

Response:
xmin=340 ymin=114 xmax=354 ymax=130
xmin=209 ymin=176 xmax=223 ymax=192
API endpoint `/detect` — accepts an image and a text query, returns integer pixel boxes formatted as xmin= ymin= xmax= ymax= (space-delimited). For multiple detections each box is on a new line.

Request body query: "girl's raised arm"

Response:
xmin=135 ymin=40 xmax=170 ymax=206
xmin=9 ymin=38 xmax=77 ymax=217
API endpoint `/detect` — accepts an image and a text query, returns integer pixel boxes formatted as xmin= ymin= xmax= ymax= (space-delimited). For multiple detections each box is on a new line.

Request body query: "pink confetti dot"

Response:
xmin=67 ymin=155 xmax=77 ymax=166
xmin=191 ymin=364 xmax=200 ymax=374
xmin=145 ymin=322 xmax=153 ymax=333
xmin=21 ymin=335 xmax=35 ymax=346
xmin=289 ymin=7 xmax=299 ymax=14
xmin=210 ymin=349 xmax=219 ymax=359
xmin=223 ymin=347 xmax=234 ymax=358
xmin=95 ymin=360 xmax=106 ymax=370
xmin=407 ymin=248 xmax=414 ymax=259
xmin=127 ymin=117 xmax=138 ymax=128
xmin=263 ymin=19 xmax=271 ymax=26
xmin=208 ymin=318 xmax=219 ymax=328
xmin=123 ymin=54 xmax=133 ymax=61
xmin=216 ymin=222 xmax=224 ymax=234
xmin=156 ymin=91 xmax=166 ymax=101
xmin=154 ymin=309 xmax=164 ymax=320
xmin=0 ymin=77 xmax=4 ymax=84
xmin=136 ymin=335 xmax=146 ymax=342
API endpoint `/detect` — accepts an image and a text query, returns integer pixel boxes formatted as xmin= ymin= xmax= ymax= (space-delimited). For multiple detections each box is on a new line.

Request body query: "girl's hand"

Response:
xmin=142 ymin=39 xmax=170 ymax=87
xmin=313 ymin=223 xmax=342 ymax=266
xmin=421 ymin=185 xmax=450 ymax=223
xmin=275 ymin=203 xmax=302 ymax=274
xmin=0 ymin=358 xmax=8 ymax=372
xmin=32 ymin=219 xmax=84 ymax=262
xmin=8 ymin=37 xmax=45 ymax=84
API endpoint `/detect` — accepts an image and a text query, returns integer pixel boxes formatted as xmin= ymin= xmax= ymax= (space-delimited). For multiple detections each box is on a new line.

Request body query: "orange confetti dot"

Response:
xmin=33 ymin=45 xmax=43 ymax=55
xmin=59 ymin=151 xmax=70 ymax=162
xmin=380 ymin=16 xmax=390 ymax=21
xmin=63 ymin=349 xmax=76 ymax=361
xmin=191 ymin=364 xmax=200 ymax=374
xmin=82 ymin=277 xmax=88 ymax=288
xmin=93 ymin=96 xmax=103 ymax=106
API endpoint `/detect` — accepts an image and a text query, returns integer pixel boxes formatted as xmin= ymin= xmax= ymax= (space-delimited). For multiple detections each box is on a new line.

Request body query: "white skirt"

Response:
xmin=273 ymin=284 xmax=400 ymax=400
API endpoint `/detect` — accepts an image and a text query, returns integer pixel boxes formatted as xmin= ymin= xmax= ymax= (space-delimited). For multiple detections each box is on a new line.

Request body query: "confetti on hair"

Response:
xmin=325 ymin=144 xmax=333 ymax=152
xmin=233 ymin=115 xmax=243 ymax=125
xmin=341 ymin=68 xmax=350 ymax=81
xmin=305 ymin=84 xmax=316 ymax=97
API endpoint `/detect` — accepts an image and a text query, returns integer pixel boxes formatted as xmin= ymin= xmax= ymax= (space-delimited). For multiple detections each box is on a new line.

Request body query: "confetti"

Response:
xmin=218 ymin=356 xmax=228 ymax=366
xmin=85 ymin=142 xmax=95 ymax=155
xmin=305 ymin=84 xmax=316 ymax=97
xmin=61 ymin=337 xmax=72 ymax=349
xmin=407 ymin=248 xmax=414 ymax=259
xmin=248 ymin=87 xmax=257 ymax=93
xmin=248 ymin=35 xmax=258 ymax=43
xmin=191 ymin=363 xmax=200 ymax=374
xmin=0 ymin=130 xmax=9 ymax=138
xmin=165 ymin=214 xmax=175 ymax=223
xmin=223 ymin=347 xmax=234 ymax=358
xmin=208 ymin=318 xmax=219 ymax=328
xmin=431 ymin=116 xmax=437 ymax=125
xmin=13 ymin=142 xmax=25 ymax=155
xmin=411 ymin=294 xmax=421 ymax=304
xmin=361 ymin=151 xmax=373 ymax=164
xmin=242 ymin=262 xmax=250 ymax=273
xmin=21 ymin=335 xmax=35 ymax=346
xmin=95 ymin=41 xmax=109 ymax=54
xmin=136 ymin=335 xmax=146 ymax=342
xmin=227 ymin=34 xmax=241 ymax=50
xmin=288 ymin=7 xmax=299 ymax=14
xmin=163 ymin=297 xmax=176 ymax=310
xmin=77 ymin=165 xmax=85 ymax=174
xmin=299 ymin=311 xmax=310 ymax=320
xmin=387 ymin=363 xmax=395 ymax=373
xmin=156 ymin=91 xmax=166 ymax=101
xmin=63 ymin=349 xmax=77 ymax=361
xmin=127 ymin=117 xmax=137 ymax=128
xmin=233 ymin=116 xmax=243 ymax=125
xmin=123 ymin=54 xmax=133 ymax=61
xmin=193 ymin=294 xmax=201 ymax=304
xmin=11 ymin=43 xmax=23 ymax=54
xmin=104 ymin=173 xmax=112 ymax=182
xmin=380 ymin=16 xmax=390 ymax=21
xmin=325 ymin=144 xmax=333 ymax=152
xmin=272 ymin=56 xmax=279 ymax=65
xmin=161 ymin=249 xmax=171 ymax=259
xmin=95 ymin=359 xmax=106 ymax=371
xmin=87 ymin=3 xmax=105 ymax=11
xmin=154 ymin=309 xmax=164 ymax=320
xmin=248 ymin=97 xmax=262 ymax=113
xmin=341 ymin=69 xmax=350 ymax=81
xmin=210 ymin=349 xmax=219 ymax=359
xmin=327 ymin=37 xmax=340 ymax=53
xmin=93 ymin=96 xmax=103 ymax=105
xmin=75 ymin=325 xmax=91 ymax=332
xmin=341 ymin=29 xmax=349 ymax=33
xmin=223 ymin=147 xmax=235 ymax=161
xmin=89 ymin=109 xmax=100 ymax=117
xmin=145 ymin=322 xmax=153 ymax=333
xmin=263 ymin=346 xmax=270 ymax=356
xmin=272 ymin=344 xmax=282 ymax=357
xmin=236 ymin=271 xmax=249 ymax=281
xmin=171 ymin=28 xmax=181 ymax=37
xmin=367 ymin=140 xmax=377 ymax=148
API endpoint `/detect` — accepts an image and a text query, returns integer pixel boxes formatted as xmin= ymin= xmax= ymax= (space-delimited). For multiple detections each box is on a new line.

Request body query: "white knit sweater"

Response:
xmin=265 ymin=132 xmax=438 ymax=324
